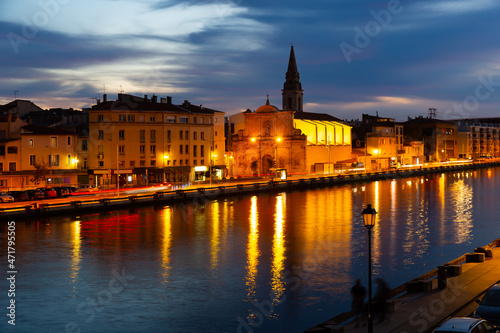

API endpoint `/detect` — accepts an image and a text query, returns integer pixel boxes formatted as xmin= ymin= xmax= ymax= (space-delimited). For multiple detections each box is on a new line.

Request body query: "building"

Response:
xmin=88 ymin=94 xmax=225 ymax=187
xmin=404 ymin=116 xmax=458 ymax=162
xmin=230 ymin=46 xmax=352 ymax=176
xmin=454 ymin=120 xmax=500 ymax=159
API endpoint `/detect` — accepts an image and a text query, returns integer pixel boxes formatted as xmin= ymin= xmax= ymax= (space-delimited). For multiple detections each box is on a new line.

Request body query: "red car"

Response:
xmin=37 ymin=188 xmax=57 ymax=199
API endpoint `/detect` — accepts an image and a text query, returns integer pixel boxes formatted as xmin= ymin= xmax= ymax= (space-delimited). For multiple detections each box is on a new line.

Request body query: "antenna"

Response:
xmin=119 ymin=85 xmax=124 ymax=94
xmin=428 ymin=108 xmax=437 ymax=119
xmin=103 ymin=84 xmax=106 ymax=94
xmin=14 ymin=90 xmax=19 ymax=100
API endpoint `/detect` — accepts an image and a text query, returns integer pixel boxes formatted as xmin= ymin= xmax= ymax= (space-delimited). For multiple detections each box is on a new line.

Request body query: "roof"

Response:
xmin=256 ymin=98 xmax=280 ymax=113
xmin=20 ymin=125 xmax=75 ymax=135
xmin=405 ymin=116 xmax=456 ymax=125
xmin=91 ymin=94 xmax=224 ymax=115
xmin=294 ymin=111 xmax=344 ymax=123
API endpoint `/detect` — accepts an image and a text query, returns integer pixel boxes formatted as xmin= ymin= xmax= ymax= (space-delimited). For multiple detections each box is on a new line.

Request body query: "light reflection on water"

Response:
xmin=2 ymin=169 xmax=500 ymax=332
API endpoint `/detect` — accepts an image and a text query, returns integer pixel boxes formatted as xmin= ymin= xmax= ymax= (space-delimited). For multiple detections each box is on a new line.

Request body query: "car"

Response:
xmin=76 ymin=184 xmax=98 ymax=192
xmin=433 ymin=317 xmax=498 ymax=332
xmin=37 ymin=187 xmax=57 ymax=199
xmin=26 ymin=189 xmax=45 ymax=200
xmin=474 ymin=284 xmax=500 ymax=327
xmin=53 ymin=186 xmax=70 ymax=198
xmin=7 ymin=190 xmax=30 ymax=202
xmin=0 ymin=191 xmax=14 ymax=203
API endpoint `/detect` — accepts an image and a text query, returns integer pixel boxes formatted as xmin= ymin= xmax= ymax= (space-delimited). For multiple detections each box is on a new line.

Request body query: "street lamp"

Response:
xmin=362 ymin=204 xmax=377 ymax=333
xmin=46 ymin=145 xmax=53 ymax=185
xmin=163 ymin=154 xmax=169 ymax=183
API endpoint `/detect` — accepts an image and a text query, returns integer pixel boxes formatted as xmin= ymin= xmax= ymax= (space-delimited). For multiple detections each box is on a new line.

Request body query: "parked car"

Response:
xmin=26 ymin=189 xmax=45 ymax=200
xmin=65 ymin=186 xmax=78 ymax=194
xmin=7 ymin=190 xmax=30 ymax=202
xmin=0 ymin=191 xmax=14 ymax=203
xmin=53 ymin=186 xmax=70 ymax=198
xmin=37 ymin=188 xmax=57 ymax=199
xmin=474 ymin=284 xmax=500 ymax=327
xmin=433 ymin=317 xmax=498 ymax=332
xmin=76 ymin=184 xmax=98 ymax=192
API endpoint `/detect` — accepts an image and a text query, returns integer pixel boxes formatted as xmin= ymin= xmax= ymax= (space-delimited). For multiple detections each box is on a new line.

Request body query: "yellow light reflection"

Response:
xmin=211 ymin=201 xmax=221 ymax=270
xmin=161 ymin=207 xmax=173 ymax=282
xmin=69 ymin=221 xmax=81 ymax=292
xmin=271 ymin=195 xmax=286 ymax=305
xmin=447 ymin=179 xmax=473 ymax=244
xmin=245 ymin=196 xmax=259 ymax=299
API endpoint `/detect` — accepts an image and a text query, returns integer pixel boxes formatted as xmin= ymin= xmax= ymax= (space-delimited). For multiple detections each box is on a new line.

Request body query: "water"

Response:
xmin=2 ymin=168 xmax=500 ymax=333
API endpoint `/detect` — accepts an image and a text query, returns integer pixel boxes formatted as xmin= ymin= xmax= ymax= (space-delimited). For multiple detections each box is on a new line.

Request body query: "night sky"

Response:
xmin=1 ymin=0 xmax=500 ymax=121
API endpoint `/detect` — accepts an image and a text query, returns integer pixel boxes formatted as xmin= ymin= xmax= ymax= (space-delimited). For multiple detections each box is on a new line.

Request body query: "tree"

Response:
xmin=30 ymin=161 xmax=49 ymax=185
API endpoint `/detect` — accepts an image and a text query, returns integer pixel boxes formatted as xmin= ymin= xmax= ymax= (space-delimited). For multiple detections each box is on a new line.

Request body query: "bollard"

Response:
xmin=437 ymin=266 xmax=447 ymax=289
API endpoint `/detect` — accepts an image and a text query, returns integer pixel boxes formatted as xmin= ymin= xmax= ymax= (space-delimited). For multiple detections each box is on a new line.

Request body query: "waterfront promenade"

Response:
xmin=1 ymin=160 xmax=499 ymax=220
xmin=306 ymin=244 xmax=500 ymax=333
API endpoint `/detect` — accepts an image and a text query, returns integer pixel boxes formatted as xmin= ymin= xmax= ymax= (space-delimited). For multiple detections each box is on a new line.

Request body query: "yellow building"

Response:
xmin=0 ymin=123 xmax=79 ymax=189
xmin=88 ymin=94 xmax=225 ymax=187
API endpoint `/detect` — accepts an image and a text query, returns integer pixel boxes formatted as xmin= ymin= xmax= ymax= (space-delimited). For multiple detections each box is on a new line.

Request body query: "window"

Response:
xmin=167 ymin=130 xmax=171 ymax=143
xmin=140 ymin=130 xmax=145 ymax=143
xmin=139 ymin=115 xmax=145 ymax=122
xmin=140 ymin=160 xmax=145 ymax=166
xmin=119 ymin=115 xmax=126 ymax=122
xmin=215 ymin=131 xmax=217 ymax=137
xmin=127 ymin=114 xmax=135 ymax=122
xmin=167 ymin=116 xmax=175 ymax=123
xmin=29 ymin=138 xmax=34 ymax=147
xmin=83 ymin=159 xmax=88 ymax=169
xmin=29 ymin=155 xmax=36 ymax=166
xmin=193 ymin=159 xmax=197 ymax=165
xmin=185 ymin=131 xmax=189 ymax=139
xmin=67 ymin=154 xmax=71 ymax=165
xmin=8 ymin=163 xmax=16 ymax=172
xmin=150 ymin=116 xmax=155 ymax=122
xmin=82 ymin=140 xmax=88 ymax=151
xmin=185 ymin=159 xmax=188 ymax=165
xmin=167 ymin=145 xmax=171 ymax=153
xmin=173 ymin=160 xmax=176 ymax=166
xmin=150 ymin=145 xmax=156 ymax=155
xmin=49 ymin=155 xmax=59 ymax=166
xmin=180 ymin=145 xmax=183 ymax=154
xmin=199 ymin=117 xmax=204 ymax=124
xmin=0 ymin=163 xmax=2 ymax=171
xmin=119 ymin=160 xmax=125 ymax=167
xmin=180 ymin=131 xmax=183 ymax=140
xmin=193 ymin=117 xmax=197 ymax=124
xmin=98 ymin=145 xmax=104 ymax=154
xmin=67 ymin=136 xmax=71 ymax=145
xmin=180 ymin=159 xmax=183 ymax=165
xmin=180 ymin=117 xmax=188 ymax=123
xmin=129 ymin=161 xmax=135 ymax=167
xmin=119 ymin=130 xmax=125 ymax=139
xmin=99 ymin=161 xmax=104 ymax=167
xmin=119 ymin=145 xmax=125 ymax=155
xmin=193 ymin=145 xmax=197 ymax=157
xmin=150 ymin=130 xmax=156 ymax=143
xmin=201 ymin=132 xmax=205 ymax=140
xmin=50 ymin=137 xmax=57 ymax=147
xmin=201 ymin=145 xmax=205 ymax=157
xmin=185 ymin=145 xmax=189 ymax=154
xmin=98 ymin=114 xmax=104 ymax=122
xmin=98 ymin=130 xmax=104 ymax=139
xmin=7 ymin=146 xmax=18 ymax=154
xmin=201 ymin=159 xmax=204 ymax=165
xmin=151 ymin=160 xmax=156 ymax=166
xmin=140 ymin=145 xmax=145 ymax=155
xmin=193 ymin=132 xmax=197 ymax=140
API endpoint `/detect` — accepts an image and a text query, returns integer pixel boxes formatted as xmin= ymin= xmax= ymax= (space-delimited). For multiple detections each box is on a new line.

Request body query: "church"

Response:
xmin=229 ymin=46 xmax=352 ymax=177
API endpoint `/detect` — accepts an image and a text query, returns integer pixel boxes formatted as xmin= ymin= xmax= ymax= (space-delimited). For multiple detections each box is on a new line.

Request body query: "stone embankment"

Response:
xmin=305 ymin=239 xmax=500 ymax=333
xmin=1 ymin=160 xmax=499 ymax=221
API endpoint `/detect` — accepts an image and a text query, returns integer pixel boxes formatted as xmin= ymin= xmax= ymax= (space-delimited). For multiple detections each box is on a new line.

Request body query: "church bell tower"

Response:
xmin=282 ymin=45 xmax=304 ymax=112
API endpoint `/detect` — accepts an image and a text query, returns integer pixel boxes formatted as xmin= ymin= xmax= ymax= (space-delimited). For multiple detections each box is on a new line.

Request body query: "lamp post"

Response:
xmin=46 ymin=145 xmax=53 ymax=185
xmin=163 ymin=154 xmax=169 ymax=183
xmin=362 ymin=204 xmax=377 ymax=333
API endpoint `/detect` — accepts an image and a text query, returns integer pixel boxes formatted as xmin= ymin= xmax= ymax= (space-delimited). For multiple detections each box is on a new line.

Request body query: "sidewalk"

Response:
xmin=309 ymin=247 xmax=500 ymax=333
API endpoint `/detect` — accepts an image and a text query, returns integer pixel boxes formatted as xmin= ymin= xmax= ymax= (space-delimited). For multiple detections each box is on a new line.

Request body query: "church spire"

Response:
xmin=282 ymin=45 xmax=304 ymax=111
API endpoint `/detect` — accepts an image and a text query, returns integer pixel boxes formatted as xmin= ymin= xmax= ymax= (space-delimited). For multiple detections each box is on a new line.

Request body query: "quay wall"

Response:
xmin=1 ymin=161 xmax=499 ymax=221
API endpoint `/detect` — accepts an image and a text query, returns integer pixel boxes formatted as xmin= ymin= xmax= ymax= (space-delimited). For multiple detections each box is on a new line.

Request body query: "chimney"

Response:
xmin=103 ymin=94 xmax=107 ymax=102
xmin=161 ymin=98 xmax=166 ymax=104
xmin=144 ymin=94 xmax=148 ymax=101
xmin=167 ymin=96 xmax=172 ymax=104
xmin=152 ymin=95 xmax=158 ymax=103
xmin=183 ymin=100 xmax=189 ymax=107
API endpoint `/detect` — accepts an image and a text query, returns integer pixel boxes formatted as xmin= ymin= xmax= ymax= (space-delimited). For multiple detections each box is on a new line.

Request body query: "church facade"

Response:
xmin=230 ymin=46 xmax=352 ymax=177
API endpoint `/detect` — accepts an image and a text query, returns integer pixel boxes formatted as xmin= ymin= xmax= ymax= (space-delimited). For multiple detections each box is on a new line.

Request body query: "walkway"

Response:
xmin=306 ymin=246 xmax=500 ymax=333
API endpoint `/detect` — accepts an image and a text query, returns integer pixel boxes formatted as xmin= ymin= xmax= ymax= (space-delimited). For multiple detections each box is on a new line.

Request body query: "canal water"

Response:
xmin=2 ymin=168 xmax=500 ymax=333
